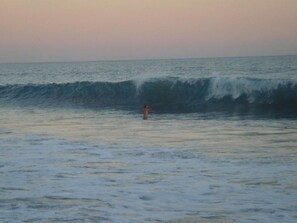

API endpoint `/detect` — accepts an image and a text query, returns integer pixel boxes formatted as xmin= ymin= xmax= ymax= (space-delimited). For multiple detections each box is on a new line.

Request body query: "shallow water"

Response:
xmin=1 ymin=106 xmax=297 ymax=223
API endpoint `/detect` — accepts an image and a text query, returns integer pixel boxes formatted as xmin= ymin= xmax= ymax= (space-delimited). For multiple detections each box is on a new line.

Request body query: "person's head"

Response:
xmin=144 ymin=105 xmax=148 ymax=109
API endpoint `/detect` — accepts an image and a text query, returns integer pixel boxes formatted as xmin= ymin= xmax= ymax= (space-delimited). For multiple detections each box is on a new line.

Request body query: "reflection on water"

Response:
xmin=1 ymin=107 xmax=297 ymax=223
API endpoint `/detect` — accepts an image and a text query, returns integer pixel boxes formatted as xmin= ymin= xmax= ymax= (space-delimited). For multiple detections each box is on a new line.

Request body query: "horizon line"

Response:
xmin=1 ymin=54 xmax=296 ymax=65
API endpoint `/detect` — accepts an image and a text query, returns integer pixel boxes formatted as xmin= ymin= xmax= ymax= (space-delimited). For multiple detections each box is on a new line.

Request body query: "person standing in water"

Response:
xmin=143 ymin=105 xmax=150 ymax=120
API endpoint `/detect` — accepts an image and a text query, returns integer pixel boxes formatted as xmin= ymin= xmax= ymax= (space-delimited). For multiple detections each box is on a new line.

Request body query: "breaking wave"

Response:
xmin=1 ymin=77 xmax=297 ymax=116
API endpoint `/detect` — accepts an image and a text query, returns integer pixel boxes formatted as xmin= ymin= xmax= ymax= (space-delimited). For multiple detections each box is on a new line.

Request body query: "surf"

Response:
xmin=1 ymin=77 xmax=297 ymax=116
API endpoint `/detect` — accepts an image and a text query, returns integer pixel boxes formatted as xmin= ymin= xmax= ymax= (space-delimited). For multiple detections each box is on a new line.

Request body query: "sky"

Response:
xmin=1 ymin=0 xmax=297 ymax=63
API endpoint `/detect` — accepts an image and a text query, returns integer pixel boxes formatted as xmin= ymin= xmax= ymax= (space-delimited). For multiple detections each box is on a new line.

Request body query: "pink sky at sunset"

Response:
xmin=1 ymin=0 xmax=297 ymax=63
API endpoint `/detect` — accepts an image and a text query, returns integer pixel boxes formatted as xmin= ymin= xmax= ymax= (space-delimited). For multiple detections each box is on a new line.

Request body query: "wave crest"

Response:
xmin=1 ymin=77 xmax=297 ymax=116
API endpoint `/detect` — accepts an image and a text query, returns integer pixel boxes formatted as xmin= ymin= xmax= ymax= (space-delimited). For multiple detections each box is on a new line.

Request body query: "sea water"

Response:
xmin=0 ymin=56 xmax=297 ymax=223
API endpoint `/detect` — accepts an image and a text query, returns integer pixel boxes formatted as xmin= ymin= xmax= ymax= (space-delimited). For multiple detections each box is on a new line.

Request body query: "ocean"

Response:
xmin=0 ymin=56 xmax=297 ymax=223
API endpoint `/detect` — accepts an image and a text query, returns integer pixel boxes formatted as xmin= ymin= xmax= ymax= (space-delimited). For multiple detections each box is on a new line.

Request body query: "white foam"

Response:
xmin=206 ymin=77 xmax=296 ymax=102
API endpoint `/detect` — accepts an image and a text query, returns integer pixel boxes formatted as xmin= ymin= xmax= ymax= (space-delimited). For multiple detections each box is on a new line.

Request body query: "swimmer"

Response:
xmin=143 ymin=105 xmax=150 ymax=120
